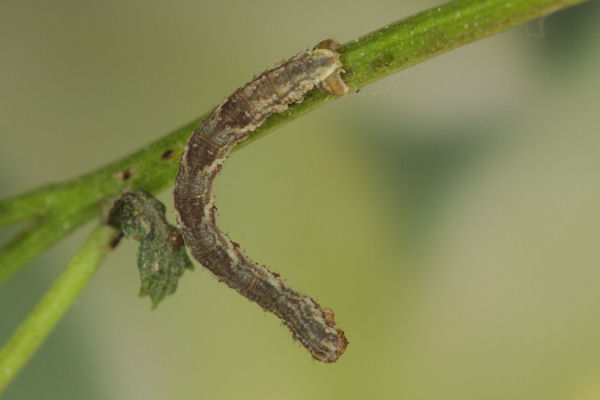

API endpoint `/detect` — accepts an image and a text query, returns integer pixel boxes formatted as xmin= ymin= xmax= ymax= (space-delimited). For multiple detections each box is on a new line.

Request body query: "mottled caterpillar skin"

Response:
xmin=174 ymin=40 xmax=349 ymax=362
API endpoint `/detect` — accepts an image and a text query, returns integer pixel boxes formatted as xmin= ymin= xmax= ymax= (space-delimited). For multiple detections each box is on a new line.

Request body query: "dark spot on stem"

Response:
xmin=161 ymin=149 xmax=177 ymax=161
xmin=118 ymin=167 xmax=135 ymax=181
xmin=110 ymin=231 xmax=124 ymax=249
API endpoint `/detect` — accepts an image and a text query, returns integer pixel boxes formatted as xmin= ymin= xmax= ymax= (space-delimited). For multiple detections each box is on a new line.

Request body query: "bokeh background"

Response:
xmin=1 ymin=1 xmax=600 ymax=399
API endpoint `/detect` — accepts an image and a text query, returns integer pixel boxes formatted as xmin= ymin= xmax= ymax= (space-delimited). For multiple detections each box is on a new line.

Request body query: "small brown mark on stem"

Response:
xmin=110 ymin=231 xmax=125 ymax=249
xmin=161 ymin=149 xmax=179 ymax=162
xmin=117 ymin=167 xmax=135 ymax=181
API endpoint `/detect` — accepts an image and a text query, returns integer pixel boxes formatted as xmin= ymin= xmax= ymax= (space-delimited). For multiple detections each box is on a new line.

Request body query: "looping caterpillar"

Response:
xmin=174 ymin=40 xmax=349 ymax=362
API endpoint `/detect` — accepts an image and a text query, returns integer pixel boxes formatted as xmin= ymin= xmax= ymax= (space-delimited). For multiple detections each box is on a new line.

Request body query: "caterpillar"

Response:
xmin=173 ymin=40 xmax=349 ymax=362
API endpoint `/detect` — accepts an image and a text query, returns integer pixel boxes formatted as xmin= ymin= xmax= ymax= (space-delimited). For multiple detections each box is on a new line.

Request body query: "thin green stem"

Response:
xmin=0 ymin=224 xmax=117 ymax=394
xmin=0 ymin=206 xmax=100 ymax=283
xmin=0 ymin=0 xmax=585 ymax=230
xmin=339 ymin=0 xmax=586 ymax=88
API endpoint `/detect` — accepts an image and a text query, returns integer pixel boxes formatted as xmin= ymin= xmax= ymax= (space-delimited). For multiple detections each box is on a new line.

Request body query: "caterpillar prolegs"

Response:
xmin=174 ymin=40 xmax=349 ymax=362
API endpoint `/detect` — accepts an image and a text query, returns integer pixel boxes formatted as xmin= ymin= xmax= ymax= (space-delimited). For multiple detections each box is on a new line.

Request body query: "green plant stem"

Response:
xmin=0 ymin=206 xmax=99 ymax=283
xmin=339 ymin=0 xmax=586 ymax=88
xmin=0 ymin=224 xmax=117 ymax=394
xmin=0 ymin=0 xmax=585 ymax=231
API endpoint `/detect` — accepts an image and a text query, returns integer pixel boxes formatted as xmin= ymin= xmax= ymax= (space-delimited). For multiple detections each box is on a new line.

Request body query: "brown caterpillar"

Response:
xmin=173 ymin=40 xmax=349 ymax=362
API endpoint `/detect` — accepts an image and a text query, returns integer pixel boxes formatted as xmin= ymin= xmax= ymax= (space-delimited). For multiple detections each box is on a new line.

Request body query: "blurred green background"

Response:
xmin=1 ymin=1 xmax=600 ymax=399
